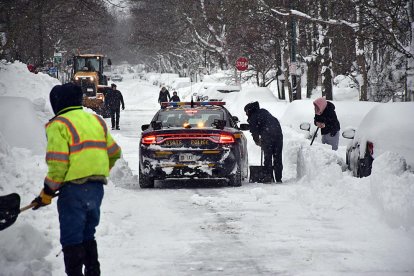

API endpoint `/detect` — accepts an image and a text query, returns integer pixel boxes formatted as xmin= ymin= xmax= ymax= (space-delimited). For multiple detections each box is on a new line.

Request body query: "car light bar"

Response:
xmin=161 ymin=101 xmax=226 ymax=108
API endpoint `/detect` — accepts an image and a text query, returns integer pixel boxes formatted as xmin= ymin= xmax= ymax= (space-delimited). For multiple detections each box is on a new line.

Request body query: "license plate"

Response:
xmin=179 ymin=153 xmax=195 ymax=162
xmin=190 ymin=139 xmax=209 ymax=146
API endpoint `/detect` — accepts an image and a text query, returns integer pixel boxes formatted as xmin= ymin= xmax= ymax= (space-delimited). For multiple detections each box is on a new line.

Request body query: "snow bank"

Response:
xmin=296 ymin=144 xmax=346 ymax=181
xmin=109 ymin=158 xmax=139 ymax=189
xmin=0 ymin=97 xmax=46 ymax=154
xmin=0 ymin=61 xmax=61 ymax=275
xmin=370 ymin=152 xmax=414 ymax=230
xmin=0 ymin=134 xmax=56 ymax=276
xmin=0 ymin=60 xmax=60 ymax=105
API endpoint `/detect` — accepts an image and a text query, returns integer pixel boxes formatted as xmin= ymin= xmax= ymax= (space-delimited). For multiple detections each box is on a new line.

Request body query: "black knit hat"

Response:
xmin=50 ymin=83 xmax=83 ymax=115
xmin=244 ymin=101 xmax=260 ymax=116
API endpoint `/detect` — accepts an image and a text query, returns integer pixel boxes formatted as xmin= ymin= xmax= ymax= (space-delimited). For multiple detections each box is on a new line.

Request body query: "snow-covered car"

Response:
xmin=139 ymin=101 xmax=249 ymax=188
xmin=111 ymin=74 xmax=123 ymax=82
xmin=342 ymin=102 xmax=414 ymax=177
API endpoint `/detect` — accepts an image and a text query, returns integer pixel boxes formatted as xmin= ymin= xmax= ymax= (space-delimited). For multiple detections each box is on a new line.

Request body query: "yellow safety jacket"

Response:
xmin=44 ymin=106 xmax=121 ymax=190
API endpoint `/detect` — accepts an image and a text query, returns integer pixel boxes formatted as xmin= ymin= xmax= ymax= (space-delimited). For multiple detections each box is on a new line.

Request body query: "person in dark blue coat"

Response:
xmin=244 ymin=101 xmax=283 ymax=183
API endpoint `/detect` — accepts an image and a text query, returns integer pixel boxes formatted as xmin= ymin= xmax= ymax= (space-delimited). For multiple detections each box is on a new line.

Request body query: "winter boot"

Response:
xmin=83 ymin=240 xmax=101 ymax=276
xmin=116 ymin=126 xmax=120 ymax=130
xmin=63 ymin=244 xmax=85 ymax=276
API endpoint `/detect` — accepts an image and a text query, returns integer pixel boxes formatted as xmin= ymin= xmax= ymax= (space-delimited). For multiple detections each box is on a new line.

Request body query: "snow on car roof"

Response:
xmin=353 ymin=102 xmax=414 ymax=168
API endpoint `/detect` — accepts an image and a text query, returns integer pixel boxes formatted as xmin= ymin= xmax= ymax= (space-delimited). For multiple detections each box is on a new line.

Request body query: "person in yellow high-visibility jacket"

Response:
xmin=31 ymin=83 xmax=121 ymax=276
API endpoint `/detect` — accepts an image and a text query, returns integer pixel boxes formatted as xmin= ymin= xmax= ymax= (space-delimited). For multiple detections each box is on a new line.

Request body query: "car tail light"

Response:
xmin=218 ymin=134 xmax=235 ymax=144
xmin=367 ymin=141 xmax=374 ymax=156
xmin=142 ymin=135 xmax=156 ymax=144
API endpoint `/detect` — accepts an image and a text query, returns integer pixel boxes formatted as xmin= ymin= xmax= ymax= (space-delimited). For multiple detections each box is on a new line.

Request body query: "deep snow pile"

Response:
xmin=0 ymin=61 xmax=135 ymax=275
xmin=0 ymin=66 xmax=413 ymax=275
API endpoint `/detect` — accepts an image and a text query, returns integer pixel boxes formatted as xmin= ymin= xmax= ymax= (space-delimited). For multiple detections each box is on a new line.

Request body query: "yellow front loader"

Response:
xmin=72 ymin=54 xmax=112 ymax=116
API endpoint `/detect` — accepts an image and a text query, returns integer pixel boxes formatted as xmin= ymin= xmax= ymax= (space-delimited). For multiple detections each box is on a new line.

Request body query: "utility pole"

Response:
xmin=290 ymin=1 xmax=297 ymax=101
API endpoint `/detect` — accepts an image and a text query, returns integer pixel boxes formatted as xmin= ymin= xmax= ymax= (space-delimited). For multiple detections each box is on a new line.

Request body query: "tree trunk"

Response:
xmin=320 ymin=2 xmax=333 ymax=100
xmin=306 ymin=59 xmax=318 ymax=98
xmin=283 ymin=45 xmax=293 ymax=102
xmin=37 ymin=2 xmax=44 ymax=65
xmin=296 ymin=74 xmax=302 ymax=100
xmin=406 ymin=0 xmax=414 ymax=101
xmin=356 ymin=4 xmax=368 ymax=101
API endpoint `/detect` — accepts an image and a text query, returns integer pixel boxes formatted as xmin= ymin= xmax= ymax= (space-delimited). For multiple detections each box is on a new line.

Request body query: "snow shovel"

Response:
xmin=310 ymin=127 xmax=320 ymax=146
xmin=0 ymin=193 xmax=48 ymax=231
xmin=249 ymin=150 xmax=273 ymax=183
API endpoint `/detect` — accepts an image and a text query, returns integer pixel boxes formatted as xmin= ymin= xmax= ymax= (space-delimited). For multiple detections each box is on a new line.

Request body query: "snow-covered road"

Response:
xmin=0 ymin=66 xmax=413 ymax=276
xmin=92 ymin=76 xmax=414 ymax=275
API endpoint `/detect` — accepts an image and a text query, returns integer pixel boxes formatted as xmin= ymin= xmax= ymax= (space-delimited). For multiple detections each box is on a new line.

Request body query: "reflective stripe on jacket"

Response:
xmin=44 ymin=106 xmax=121 ymax=190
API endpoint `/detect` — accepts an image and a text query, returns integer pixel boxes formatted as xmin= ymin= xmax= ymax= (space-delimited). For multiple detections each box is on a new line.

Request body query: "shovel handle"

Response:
xmin=20 ymin=202 xmax=37 ymax=213
xmin=310 ymin=127 xmax=319 ymax=145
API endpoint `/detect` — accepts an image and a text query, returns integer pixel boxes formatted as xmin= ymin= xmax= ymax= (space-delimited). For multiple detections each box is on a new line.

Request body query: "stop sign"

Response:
xmin=236 ymin=57 xmax=248 ymax=71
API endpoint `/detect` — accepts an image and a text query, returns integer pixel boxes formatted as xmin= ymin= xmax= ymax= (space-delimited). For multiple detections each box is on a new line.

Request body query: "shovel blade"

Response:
xmin=249 ymin=166 xmax=267 ymax=183
xmin=0 ymin=193 xmax=21 ymax=231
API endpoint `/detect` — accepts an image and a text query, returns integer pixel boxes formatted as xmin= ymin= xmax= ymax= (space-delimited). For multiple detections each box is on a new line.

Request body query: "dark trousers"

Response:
xmin=110 ymin=108 xmax=120 ymax=128
xmin=58 ymin=181 xmax=104 ymax=246
xmin=262 ymin=142 xmax=283 ymax=182
xmin=58 ymin=182 xmax=104 ymax=275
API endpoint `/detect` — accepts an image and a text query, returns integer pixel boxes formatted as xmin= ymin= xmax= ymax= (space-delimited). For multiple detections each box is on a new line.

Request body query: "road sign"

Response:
xmin=54 ymin=52 xmax=62 ymax=65
xmin=236 ymin=57 xmax=248 ymax=71
xmin=49 ymin=67 xmax=57 ymax=74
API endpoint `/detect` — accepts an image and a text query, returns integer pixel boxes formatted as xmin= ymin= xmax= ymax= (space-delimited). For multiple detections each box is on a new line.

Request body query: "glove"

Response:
xmin=31 ymin=186 xmax=55 ymax=210
xmin=122 ymin=106 xmax=125 ymax=110
xmin=255 ymin=139 xmax=262 ymax=147
xmin=316 ymin=122 xmax=325 ymax=128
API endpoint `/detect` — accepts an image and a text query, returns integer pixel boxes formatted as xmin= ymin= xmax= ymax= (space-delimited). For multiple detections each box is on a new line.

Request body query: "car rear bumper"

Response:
xmin=140 ymin=148 xmax=238 ymax=180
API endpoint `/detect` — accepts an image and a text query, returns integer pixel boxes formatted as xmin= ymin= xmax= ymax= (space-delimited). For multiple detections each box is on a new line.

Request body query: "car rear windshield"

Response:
xmin=157 ymin=108 xmax=225 ymax=128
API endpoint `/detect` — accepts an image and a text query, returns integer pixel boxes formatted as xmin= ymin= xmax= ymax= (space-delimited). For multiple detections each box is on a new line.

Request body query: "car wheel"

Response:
xmin=228 ymin=162 xmax=242 ymax=187
xmin=357 ymin=153 xmax=373 ymax=178
xmin=139 ymin=166 xmax=154 ymax=188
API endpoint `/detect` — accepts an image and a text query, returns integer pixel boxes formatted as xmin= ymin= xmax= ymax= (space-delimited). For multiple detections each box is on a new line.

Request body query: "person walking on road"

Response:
xmin=31 ymin=83 xmax=122 ymax=276
xmin=105 ymin=83 xmax=125 ymax=130
xmin=313 ymin=97 xmax=340 ymax=150
xmin=244 ymin=101 xmax=283 ymax=183
xmin=158 ymin=86 xmax=171 ymax=106
xmin=170 ymin=91 xmax=180 ymax=102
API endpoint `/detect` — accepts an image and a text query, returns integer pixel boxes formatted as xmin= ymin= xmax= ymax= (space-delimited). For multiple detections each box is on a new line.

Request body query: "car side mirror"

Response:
xmin=232 ymin=116 xmax=239 ymax=123
xmin=212 ymin=119 xmax=226 ymax=130
xmin=342 ymin=128 xmax=356 ymax=139
xmin=151 ymin=120 xmax=162 ymax=130
xmin=239 ymin=123 xmax=250 ymax=131
xmin=107 ymin=59 xmax=112 ymax=66
xmin=141 ymin=124 xmax=150 ymax=131
xmin=300 ymin=122 xmax=311 ymax=131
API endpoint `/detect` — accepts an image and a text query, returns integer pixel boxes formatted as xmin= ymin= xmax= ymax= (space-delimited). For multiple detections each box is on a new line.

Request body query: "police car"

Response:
xmin=138 ymin=101 xmax=248 ymax=188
